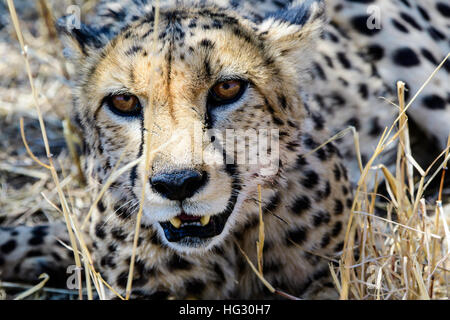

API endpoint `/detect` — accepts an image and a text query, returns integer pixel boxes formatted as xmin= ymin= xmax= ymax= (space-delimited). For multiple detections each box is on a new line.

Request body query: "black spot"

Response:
xmin=366 ymin=44 xmax=384 ymax=61
xmin=316 ymin=148 xmax=328 ymax=161
xmin=1 ymin=240 xmax=17 ymax=254
xmin=334 ymin=200 xmax=344 ymax=215
xmin=334 ymin=241 xmax=344 ymax=252
xmin=32 ymin=225 xmax=48 ymax=237
xmin=263 ymin=193 xmax=281 ymax=214
xmin=111 ymin=227 xmax=126 ymax=241
xmin=199 ymin=39 xmax=214 ymax=48
xmin=320 ymin=233 xmax=331 ymax=248
xmin=0 ymin=256 xmax=4 ymax=266
xmin=145 ymin=291 xmax=170 ymax=300
xmin=100 ymin=254 xmax=116 ymax=268
xmin=185 ymin=279 xmax=206 ymax=295
xmin=125 ymin=45 xmax=142 ymax=55
xmin=351 ymin=15 xmax=381 ymax=36
xmin=427 ymin=27 xmax=445 ymax=41
xmin=278 ymin=95 xmax=288 ymax=109
xmin=188 ymin=19 xmax=197 ymax=28
xmin=314 ymin=62 xmax=327 ymax=80
xmin=272 ymin=116 xmax=284 ymax=126
xmin=313 ymin=267 xmax=329 ymax=280
xmin=392 ymin=19 xmax=409 ymax=33
xmin=286 ymin=226 xmax=308 ymax=246
xmin=398 ymin=0 xmax=410 ymax=6
xmin=313 ymin=210 xmax=331 ymax=227
xmin=167 ymin=255 xmax=192 ymax=271
xmin=108 ymin=243 xmax=117 ymax=253
xmin=417 ymin=6 xmax=430 ymax=21
xmin=13 ymin=263 xmax=21 ymax=274
xmin=317 ymin=181 xmax=332 ymax=200
xmin=149 ymin=233 xmax=162 ymax=246
xmin=358 ymin=83 xmax=368 ymax=99
xmin=29 ymin=236 xmax=44 ymax=246
xmin=333 ymin=164 xmax=341 ymax=182
xmin=369 ymin=117 xmax=382 ymax=136
xmin=323 ymin=55 xmax=334 ymax=68
xmin=212 ymin=19 xmax=223 ymax=29
xmin=326 ymin=31 xmax=339 ymax=42
xmin=342 ymin=186 xmax=349 ymax=196
xmin=423 ymin=95 xmax=446 ymax=110
xmin=290 ymin=196 xmax=311 ymax=216
xmin=340 ymin=164 xmax=349 ymax=181
xmin=26 ymin=250 xmax=42 ymax=257
xmin=436 ymin=2 xmax=450 ymax=17
xmin=400 ymin=12 xmax=422 ymax=31
xmin=392 ymin=47 xmax=420 ymax=67
xmin=204 ymin=58 xmax=212 ymax=77
xmin=302 ymin=170 xmax=320 ymax=189
xmin=296 ymin=156 xmax=308 ymax=169
xmin=332 ymin=221 xmax=343 ymax=237
xmin=267 ymin=2 xmax=314 ymax=26
xmin=95 ymin=223 xmax=106 ymax=239
xmin=346 ymin=198 xmax=353 ymax=209
xmin=312 ymin=112 xmax=325 ymax=130
xmin=337 ymin=52 xmax=351 ymax=69
xmin=97 ymin=200 xmax=106 ymax=213
xmin=102 ymin=8 xmax=126 ymax=21
xmin=116 ymin=272 xmax=128 ymax=288
xmin=421 ymin=48 xmax=438 ymax=65
xmin=346 ymin=117 xmax=360 ymax=131
xmin=114 ymin=204 xmax=133 ymax=220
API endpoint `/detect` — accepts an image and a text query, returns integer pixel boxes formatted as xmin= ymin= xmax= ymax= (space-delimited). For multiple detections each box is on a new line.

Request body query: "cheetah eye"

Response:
xmin=105 ymin=94 xmax=142 ymax=117
xmin=208 ymin=80 xmax=248 ymax=107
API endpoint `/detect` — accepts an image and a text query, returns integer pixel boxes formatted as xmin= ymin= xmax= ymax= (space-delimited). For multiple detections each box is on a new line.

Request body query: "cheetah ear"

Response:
xmin=56 ymin=16 xmax=109 ymax=60
xmin=259 ymin=0 xmax=326 ymax=70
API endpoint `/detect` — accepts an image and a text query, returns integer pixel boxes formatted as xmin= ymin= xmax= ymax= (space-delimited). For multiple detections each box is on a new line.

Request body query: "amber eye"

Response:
xmin=209 ymin=80 xmax=247 ymax=106
xmin=106 ymin=94 xmax=142 ymax=116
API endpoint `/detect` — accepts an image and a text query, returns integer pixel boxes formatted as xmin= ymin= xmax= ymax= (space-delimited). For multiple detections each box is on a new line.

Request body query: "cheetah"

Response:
xmin=0 ymin=0 xmax=449 ymax=299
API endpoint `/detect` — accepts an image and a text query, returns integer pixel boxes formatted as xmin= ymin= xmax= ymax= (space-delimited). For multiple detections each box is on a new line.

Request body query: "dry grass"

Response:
xmin=0 ymin=0 xmax=448 ymax=300
xmin=332 ymin=76 xmax=450 ymax=300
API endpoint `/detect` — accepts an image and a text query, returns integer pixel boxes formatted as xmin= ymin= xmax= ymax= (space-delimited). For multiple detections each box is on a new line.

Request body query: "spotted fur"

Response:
xmin=1 ymin=0 xmax=448 ymax=299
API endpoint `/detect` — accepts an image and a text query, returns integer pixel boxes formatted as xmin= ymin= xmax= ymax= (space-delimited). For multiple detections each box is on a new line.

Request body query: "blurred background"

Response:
xmin=0 ymin=1 xmax=99 ymax=227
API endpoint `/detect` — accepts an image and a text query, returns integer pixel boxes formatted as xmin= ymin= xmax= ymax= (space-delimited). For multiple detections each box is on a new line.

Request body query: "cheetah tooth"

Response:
xmin=169 ymin=217 xmax=181 ymax=229
xmin=200 ymin=215 xmax=211 ymax=226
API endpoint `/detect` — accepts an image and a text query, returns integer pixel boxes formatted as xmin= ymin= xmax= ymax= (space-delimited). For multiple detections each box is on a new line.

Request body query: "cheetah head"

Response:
xmin=60 ymin=0 xmax=326 ymax=252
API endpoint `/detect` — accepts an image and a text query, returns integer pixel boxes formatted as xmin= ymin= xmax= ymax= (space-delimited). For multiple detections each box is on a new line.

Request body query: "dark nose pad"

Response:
xmin=150 ymin=170 xmax=208 ymax=201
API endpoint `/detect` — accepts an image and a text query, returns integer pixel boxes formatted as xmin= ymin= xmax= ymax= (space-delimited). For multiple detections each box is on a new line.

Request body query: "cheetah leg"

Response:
xmin=0 ymin=223 xmax=75 ymax=287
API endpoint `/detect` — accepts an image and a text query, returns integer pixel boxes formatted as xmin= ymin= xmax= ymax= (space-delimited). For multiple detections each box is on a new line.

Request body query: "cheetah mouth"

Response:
xmin=159 ymin=209 xmax=233 ymax=243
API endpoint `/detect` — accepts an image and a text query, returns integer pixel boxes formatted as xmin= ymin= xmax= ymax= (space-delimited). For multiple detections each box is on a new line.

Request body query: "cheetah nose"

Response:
xmin=150 ymin=170 xmax=208 ymax=201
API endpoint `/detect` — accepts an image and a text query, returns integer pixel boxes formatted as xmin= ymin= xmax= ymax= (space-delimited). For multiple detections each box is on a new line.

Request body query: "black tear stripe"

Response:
xmin=131 ymin=116 xmax=145 ymax=189
xmin=221 ymin=146 xmax=242 ymax=224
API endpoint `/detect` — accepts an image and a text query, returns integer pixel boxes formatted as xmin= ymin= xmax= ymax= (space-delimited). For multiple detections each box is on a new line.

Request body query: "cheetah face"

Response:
xmin=61 ymin=1 xmax=325 ymax=252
